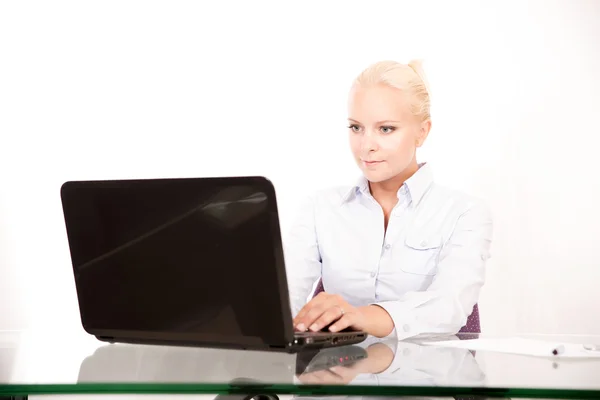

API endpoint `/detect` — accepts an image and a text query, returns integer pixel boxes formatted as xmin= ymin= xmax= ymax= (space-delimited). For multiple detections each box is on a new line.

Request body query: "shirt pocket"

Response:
xmin=399 ymin=230 xmax=444 ymax=276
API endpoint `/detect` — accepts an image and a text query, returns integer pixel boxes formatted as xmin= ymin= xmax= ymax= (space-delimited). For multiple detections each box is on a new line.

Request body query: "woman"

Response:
xmin=284 ymin=60 xmax=493 ymax=340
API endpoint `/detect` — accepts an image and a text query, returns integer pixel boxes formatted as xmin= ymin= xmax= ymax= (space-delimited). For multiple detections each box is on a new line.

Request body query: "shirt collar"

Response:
xmin=341 ymin=162 xmax=434 ymax=206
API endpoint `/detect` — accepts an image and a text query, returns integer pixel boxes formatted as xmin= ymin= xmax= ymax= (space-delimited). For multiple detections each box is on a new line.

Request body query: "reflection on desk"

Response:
xmin=295 ymin=336 xmax=485 ymax=388
xmin=2 ymin=332 xmax=600 ymax=398
xmin=76 ymin=334 xmax=484 ymax=388
xmin=78 ymin=341 xmax=296 ymax=384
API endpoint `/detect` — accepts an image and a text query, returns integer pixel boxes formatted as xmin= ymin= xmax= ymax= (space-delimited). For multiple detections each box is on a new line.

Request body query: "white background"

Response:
xmin=1 ymin=0 xmax=600 ymax=343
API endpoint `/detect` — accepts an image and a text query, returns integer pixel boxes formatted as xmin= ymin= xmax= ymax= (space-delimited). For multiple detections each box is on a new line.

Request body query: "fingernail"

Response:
xmin=329 ymin=325 xmax=337 ymax=332
xmin=309 ymin=324 xmax=318 ymax=331
xmin=296 ymin=323 xmax=306 ymax=331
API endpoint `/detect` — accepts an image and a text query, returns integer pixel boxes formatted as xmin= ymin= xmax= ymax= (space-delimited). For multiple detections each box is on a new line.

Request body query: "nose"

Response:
xmin=360 ymin=130 xmax=378 ymax=154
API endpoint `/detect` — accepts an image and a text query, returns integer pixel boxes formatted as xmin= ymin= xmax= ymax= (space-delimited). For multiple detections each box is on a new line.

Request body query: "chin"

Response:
xmin=362 ymin=171 xmax=393 ymax=183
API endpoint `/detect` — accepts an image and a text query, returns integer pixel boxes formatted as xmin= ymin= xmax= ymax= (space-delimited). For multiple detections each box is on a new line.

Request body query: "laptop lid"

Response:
xmin=60 ymin=176 xmax=295 ymax=350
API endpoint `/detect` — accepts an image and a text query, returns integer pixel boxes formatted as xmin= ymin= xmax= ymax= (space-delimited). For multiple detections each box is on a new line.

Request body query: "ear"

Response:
xmin=416 ymin=120 xmax=431 ymax=148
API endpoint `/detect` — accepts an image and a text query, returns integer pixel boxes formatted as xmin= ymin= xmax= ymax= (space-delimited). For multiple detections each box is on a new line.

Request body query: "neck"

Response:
xmin=369 ymin=160 xmax=419 ymax=204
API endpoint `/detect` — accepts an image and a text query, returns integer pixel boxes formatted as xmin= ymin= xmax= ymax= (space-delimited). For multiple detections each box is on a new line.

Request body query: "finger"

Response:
xmin=295 ymin=307 xmax=326 ymax=332
xmin=298 ymin=304 xmax=330 ymax=332
xmin=328 ymin=313 xmax=353 ymax=333
xmin=312 ymin=369 xmax=343 ymax=381
xmin=308 ymin=305 xmax=344 ymax=332
xmin=330 ymin=366 xmax=346 ymax=374
xmin=329 ymin=366 xmax=356 ymax=382
xmin=299 ymin=370 xmax=338 ymax=384
xmin=297 ymin=373 xmax=322 ymax=384
xmin=295 ymin=298 xmax=338 ymax=331
xmin=293 ymin=294 xmax=322 ymax=326
xmin=306 ymin=369 xmax=344 ymax=384
xmin=297 ymin=295 xmax=345 ymax=330
xmin=294 ymin=293 xmax=327 ymax=325
xmin=294 ymin=305 xmax=312 ymax=328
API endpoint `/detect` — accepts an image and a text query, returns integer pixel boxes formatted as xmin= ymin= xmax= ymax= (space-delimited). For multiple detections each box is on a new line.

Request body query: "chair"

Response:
xmin=311 ymin=279 xmax=480 ymax=333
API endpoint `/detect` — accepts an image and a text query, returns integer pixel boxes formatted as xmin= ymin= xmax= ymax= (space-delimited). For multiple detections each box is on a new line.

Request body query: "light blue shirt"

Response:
xmin=283 ymin=163 xmax=493 ymax=340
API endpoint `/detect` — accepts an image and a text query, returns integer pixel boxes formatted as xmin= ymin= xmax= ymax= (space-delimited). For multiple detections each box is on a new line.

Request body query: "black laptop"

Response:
xmin=60 ymin=176 xmax=367 ymax=352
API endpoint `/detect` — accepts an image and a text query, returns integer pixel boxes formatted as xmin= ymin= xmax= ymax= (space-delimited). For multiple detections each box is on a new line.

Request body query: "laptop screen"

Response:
xmin=60 ymin=177 xmax=291 ymax=347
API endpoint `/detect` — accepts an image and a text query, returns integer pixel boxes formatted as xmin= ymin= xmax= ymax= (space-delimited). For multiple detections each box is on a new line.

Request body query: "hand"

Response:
xmin=293 ymin=293 xmax=395 ymax=337
xmin=296 ymin=343 xmax=395 ymax=384
xmin=297 ymin=364 xmax=361 ymax=385
xmin=293 ymin=292 xmax=367 ymax=334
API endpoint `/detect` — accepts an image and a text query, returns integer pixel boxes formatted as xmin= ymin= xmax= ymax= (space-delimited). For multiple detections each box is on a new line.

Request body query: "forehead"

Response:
xmin=348 ymin=83 xmax=412 ymax=123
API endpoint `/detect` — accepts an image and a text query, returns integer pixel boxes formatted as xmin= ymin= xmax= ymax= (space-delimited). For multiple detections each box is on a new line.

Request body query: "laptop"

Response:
xmin=60 ymin=176 xmax=367 ymax=352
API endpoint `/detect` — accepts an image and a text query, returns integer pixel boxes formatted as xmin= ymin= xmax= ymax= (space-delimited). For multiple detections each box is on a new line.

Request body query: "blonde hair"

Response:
xmin=354 ymin=59 xmax=431 ymax=123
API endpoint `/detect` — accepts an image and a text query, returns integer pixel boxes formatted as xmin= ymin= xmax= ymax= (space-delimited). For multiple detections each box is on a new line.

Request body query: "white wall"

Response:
xmin=1 ymin=0 xmax=599 ymax=336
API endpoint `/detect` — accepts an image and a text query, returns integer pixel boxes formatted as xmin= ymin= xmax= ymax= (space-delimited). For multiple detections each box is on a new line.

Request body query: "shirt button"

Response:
xmin=370 ymin=271 xmax=377 ymax=278
xmin=384 ymin=243 xmax=391 ymax=250
xmin=420 ymin=240 xmax=427 ymax=247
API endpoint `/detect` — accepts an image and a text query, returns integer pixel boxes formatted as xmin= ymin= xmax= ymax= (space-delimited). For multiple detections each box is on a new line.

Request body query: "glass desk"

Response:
xmin=1 ymin=330 xmax=600 ymax=399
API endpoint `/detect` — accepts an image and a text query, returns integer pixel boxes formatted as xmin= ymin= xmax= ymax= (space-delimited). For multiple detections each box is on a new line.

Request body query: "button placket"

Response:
xmin=363 ymin=195 xmax=385 ymax=282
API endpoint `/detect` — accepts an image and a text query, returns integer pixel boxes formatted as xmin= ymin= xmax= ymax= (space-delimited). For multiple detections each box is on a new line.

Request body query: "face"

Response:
xmin=348 ymin=83 xmax=430 ymax=185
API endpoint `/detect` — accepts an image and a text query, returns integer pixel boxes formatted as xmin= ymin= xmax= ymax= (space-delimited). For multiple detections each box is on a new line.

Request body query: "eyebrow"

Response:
xmin=348 ymin=118 xmax=401 ymax=125
xmin=348 ymin=118 xmax=402 ymax=125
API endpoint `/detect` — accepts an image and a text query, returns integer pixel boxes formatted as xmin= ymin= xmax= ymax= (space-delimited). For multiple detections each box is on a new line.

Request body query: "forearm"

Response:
xmin=358 ymin=305 xmax=395 ymax=338
xmin=364 ymin=342 xmax=395 ymax=373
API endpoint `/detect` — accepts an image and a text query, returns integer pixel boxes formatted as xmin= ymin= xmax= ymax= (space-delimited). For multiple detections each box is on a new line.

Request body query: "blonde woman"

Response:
xmin=284 ymin=60 xmax=493 ymax=340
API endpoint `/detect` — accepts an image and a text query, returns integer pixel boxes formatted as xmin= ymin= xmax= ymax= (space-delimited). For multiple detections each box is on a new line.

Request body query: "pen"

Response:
xmin=552 ymin=345 xmax=565 ymax=356
xmin=583 ymin=344 xmax=600 ymax=352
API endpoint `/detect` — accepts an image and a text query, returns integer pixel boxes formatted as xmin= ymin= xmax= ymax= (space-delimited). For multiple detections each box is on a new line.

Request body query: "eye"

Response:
xmin=347 ymin=124 xmax=361 ymax=133
xmin=380 ymin=126 xmax=396 ymax=134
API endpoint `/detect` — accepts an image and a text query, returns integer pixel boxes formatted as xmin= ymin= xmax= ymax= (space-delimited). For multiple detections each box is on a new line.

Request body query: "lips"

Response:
xmin=363 ymin=160 xmax=383 ymax=166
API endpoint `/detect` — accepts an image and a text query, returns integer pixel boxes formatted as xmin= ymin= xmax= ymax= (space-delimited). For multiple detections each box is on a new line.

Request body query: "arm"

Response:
xmin=374 ymin=200 xmax=493 ymax=340
xmin=283 ymin=194 xmax=322 ymax=317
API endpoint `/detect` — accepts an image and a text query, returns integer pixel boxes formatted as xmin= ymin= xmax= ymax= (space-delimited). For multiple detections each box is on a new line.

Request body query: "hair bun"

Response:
xmin=408 ymin=59 xmax=431 ymax=96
